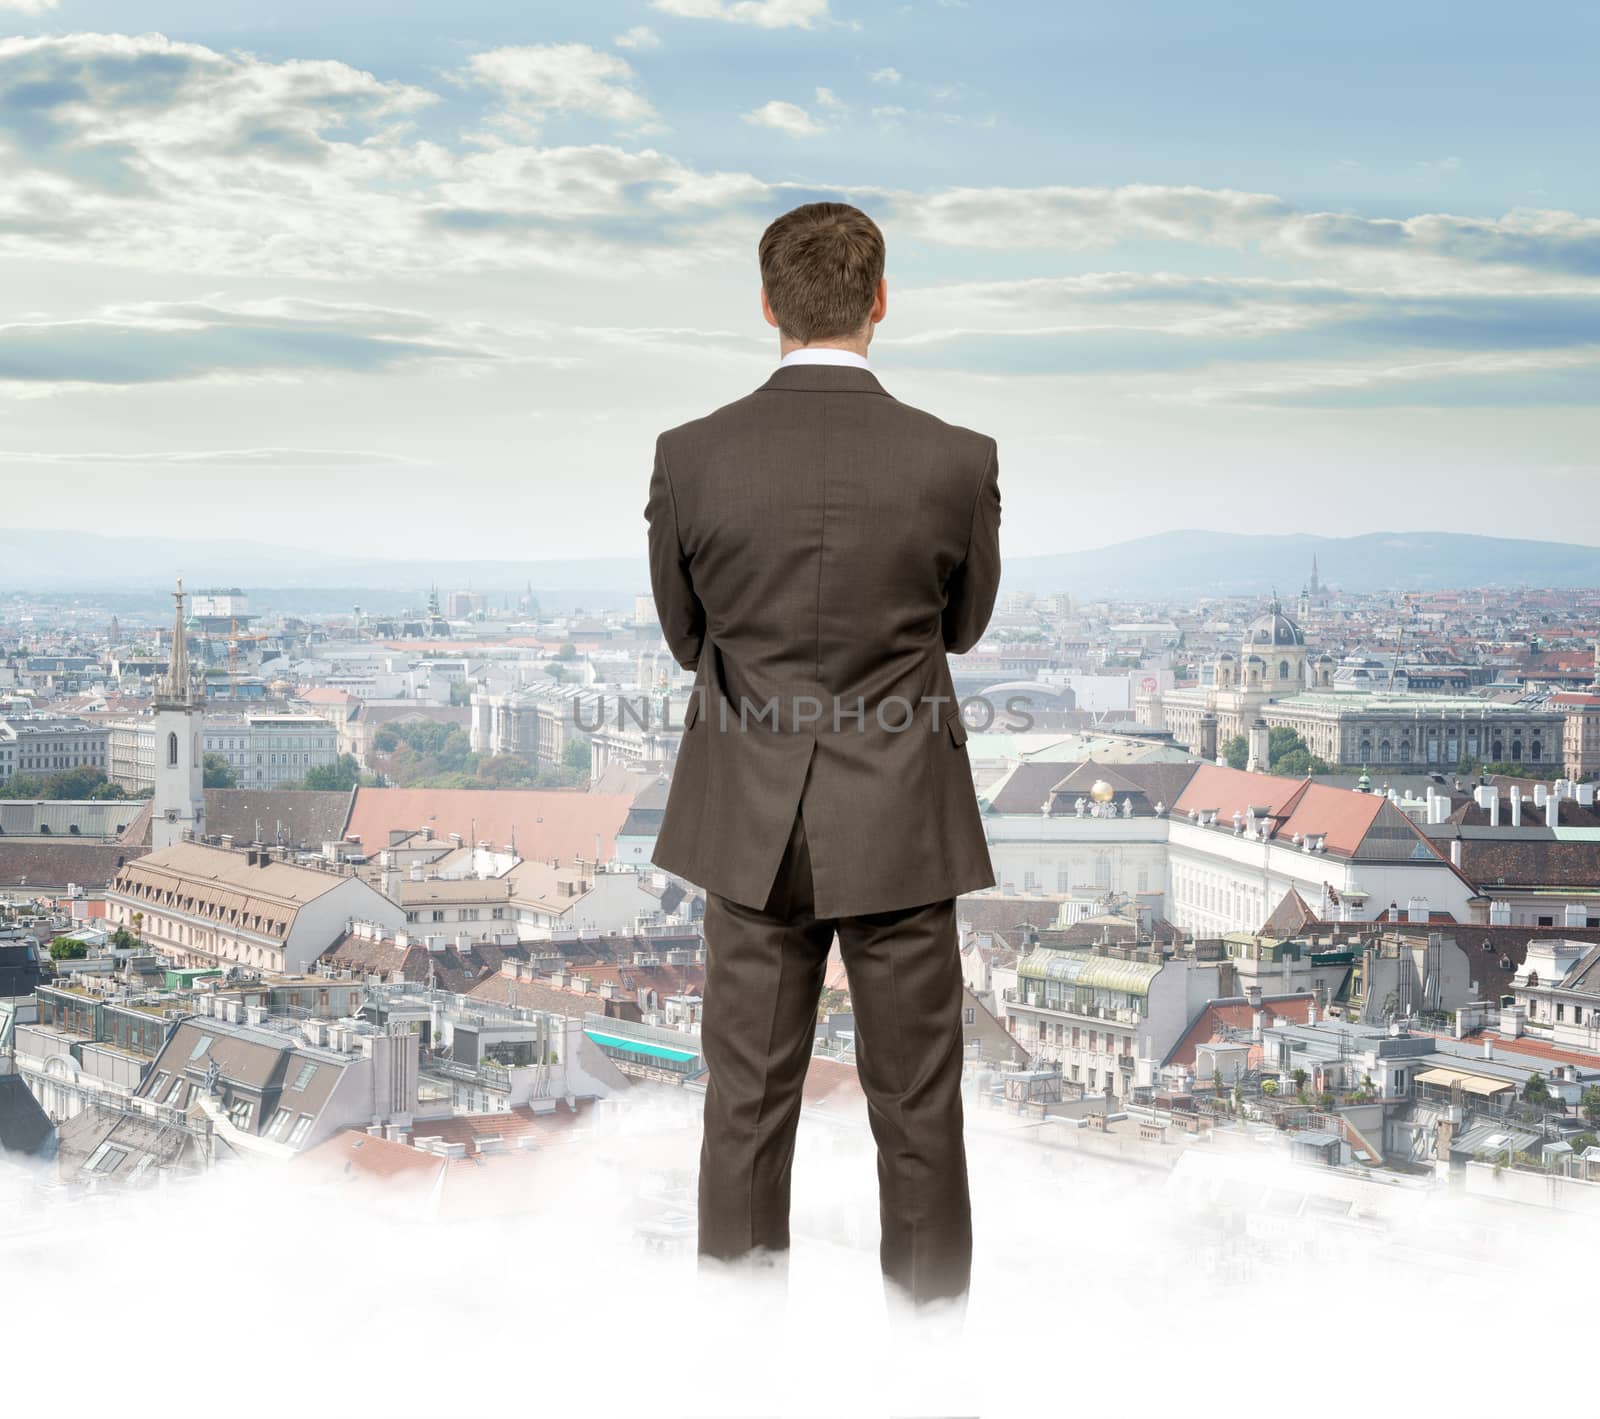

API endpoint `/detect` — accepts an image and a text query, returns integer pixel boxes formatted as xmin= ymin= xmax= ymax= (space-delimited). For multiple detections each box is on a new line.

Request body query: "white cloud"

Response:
xmin=741 ymin=100 xmax=824 ymax=137
xmin=870 ymin=66 xmax=903 ymax=84
xmin=886 ymin=182 xmax=1600 ymax=282
xmin=0 ymin=298 xmax=501 ymax=390
xmin=3 ymin=33 xmax=1597 ymax=299
xmin=1180 ymin=347 xmax=1600 ymax=408
xmin=0 ymin=0 xmax=58 ymax=13
xmin=650 ymin=0 xmax=833 ymax=29
xmin=464 ymin=44 xmax=655 ymax=126
xmin=614 ymin=25 xmax=663 ymax=51
xmin=0 ymin=447 xmax=419 ymax=466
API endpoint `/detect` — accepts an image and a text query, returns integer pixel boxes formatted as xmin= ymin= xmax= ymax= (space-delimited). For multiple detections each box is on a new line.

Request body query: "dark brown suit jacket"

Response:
xmin=644 ymin=361 xmax=1001 ymax=917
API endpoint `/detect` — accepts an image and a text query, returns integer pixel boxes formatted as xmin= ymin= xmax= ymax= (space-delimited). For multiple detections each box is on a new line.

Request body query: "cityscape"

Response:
xmin=4 ymin=565 xmax=1600 ymax=1413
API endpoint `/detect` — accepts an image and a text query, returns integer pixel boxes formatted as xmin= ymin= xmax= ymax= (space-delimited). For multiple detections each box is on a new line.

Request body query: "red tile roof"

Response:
xmin=1173 ymin=764 xmax=1393 ymax=859
xmin=1165 ymin=994 xmax=1319 ymax=1067
xmin=1432 ymin=1029 xmax=1600 ymax=1071
xmin=410 ymin=1099 xmax=600 ymax=1151
xmin=343 ymin=787 xmax=633 ymax=863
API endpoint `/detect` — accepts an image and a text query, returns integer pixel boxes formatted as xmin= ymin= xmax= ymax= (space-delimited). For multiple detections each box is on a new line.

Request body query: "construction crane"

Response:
xmin=216 ymin=616 xmax=270 ymax=698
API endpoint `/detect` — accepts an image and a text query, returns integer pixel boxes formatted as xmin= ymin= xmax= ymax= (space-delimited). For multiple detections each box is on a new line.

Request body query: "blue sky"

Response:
xmin=1 ymin=0 xmax=1597 ymax=559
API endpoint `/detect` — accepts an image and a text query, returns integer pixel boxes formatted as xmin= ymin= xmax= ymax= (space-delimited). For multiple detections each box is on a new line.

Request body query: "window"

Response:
xmin=963 ymin=1006 xmax=975 ymax=1025
xmin=288 ymin=1114 xmax=314 ymax=1147
xmin=165 ymin=1075 xmax=187 ymax=1105
xmin=167 ymin=732 xmax=178 ymax=767
xmin=188 ymin=1033 xmax=215 ymax=1061
xmin=1556 ymin=1004 xmax=1565 ymax=1022
xmin=290 ymin=1062 xmax=317 ymax=1091
xmin=85 ymin=1142 xmax=129 ymax=1174
xmin=228 ymin=1099 xmax=253 ymax=1129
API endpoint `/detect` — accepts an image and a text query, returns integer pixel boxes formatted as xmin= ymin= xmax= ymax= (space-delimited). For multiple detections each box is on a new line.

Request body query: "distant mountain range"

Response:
xmin=3 ymin=527 xmax=1597 ymax=605
xmin=1001 ymin=530 xmax=1600 ymax=599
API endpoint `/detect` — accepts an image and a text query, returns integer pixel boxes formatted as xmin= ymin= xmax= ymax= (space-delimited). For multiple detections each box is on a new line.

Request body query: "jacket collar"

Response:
xmin=755 ymin=363 xmax=892 ymax=396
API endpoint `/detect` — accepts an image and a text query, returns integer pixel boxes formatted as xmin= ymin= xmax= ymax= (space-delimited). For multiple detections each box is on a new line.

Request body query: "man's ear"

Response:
xmin=870 ymin=277 xmax=888 ymax=326
xmin=760 ymin=286 xmax=780 ymax=330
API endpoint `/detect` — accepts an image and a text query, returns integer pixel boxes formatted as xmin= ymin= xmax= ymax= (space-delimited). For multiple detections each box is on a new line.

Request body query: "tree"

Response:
xmin=109 ymin=926 xmax=140 ymax=951
xmin=1580 ymin=1085 xmax=1600 ymax=1126
xmin=556 ymin=643 xmax=578 ymax=661
xmin=562 ymin=735 xmax=592 ymax=778
xmin=449 ymin=680 xmax=475 ymax=707
xmin=54 ymin=766 xmax=110 ymax=799
xmin=203 ymin=752 xmax=237 ymax=788
xmin=1268 ymin=728 xmax=1332 ymax=777
xmin=373 ymin=725 xmax=401 ymax=754
xmin=49 ymin=937 xmax=88 ymax=961
xmin=1523 ymin=1072 xmax=1551 ymax=1107
xmin=297 ymin=754 xmax=365 ymax=792
xmin=1274 ymin=746 xmax=1334 ymax=777
xmin=1222 ymin=735 xmax=1249 ymax=770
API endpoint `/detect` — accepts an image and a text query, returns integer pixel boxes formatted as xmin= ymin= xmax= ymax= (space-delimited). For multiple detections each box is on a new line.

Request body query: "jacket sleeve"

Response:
xmin=644 ymin=435 xmax=706 ymax=671
xmin=942 ymin=438 xmax=1002 ymax=655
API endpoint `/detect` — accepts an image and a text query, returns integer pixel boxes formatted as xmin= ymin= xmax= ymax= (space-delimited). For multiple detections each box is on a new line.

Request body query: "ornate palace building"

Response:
xmin=1138 ymin=598 xmax=1565 ymax=774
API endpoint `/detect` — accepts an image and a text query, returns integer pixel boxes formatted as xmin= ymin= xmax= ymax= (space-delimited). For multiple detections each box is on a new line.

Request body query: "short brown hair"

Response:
xmin=758 ymin=201 xmax=884 ymax=345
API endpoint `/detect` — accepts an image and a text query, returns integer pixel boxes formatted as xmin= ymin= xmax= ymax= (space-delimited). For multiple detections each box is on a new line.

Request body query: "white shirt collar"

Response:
xmin=778 ymin=347 xmax=871 ymax=370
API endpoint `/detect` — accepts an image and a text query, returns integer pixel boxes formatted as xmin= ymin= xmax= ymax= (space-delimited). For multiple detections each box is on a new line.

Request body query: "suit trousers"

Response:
xmin=696 ymin=807 xmax=973 ymax=1307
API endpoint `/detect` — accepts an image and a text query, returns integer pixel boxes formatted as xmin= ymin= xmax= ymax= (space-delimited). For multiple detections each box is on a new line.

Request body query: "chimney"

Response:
xmin=1483 ymin=1038 xmax=1495 ymax=1060
xmin=1578 ymin=783 xmax=1596 ymax=808
xmin=1450 ymin=839 xmax=1462 ymax=869
xmin=1547 ymin=793 xmax=1560 ymax=829
xmin=1406 ymin=896 xmax=1428 ymax=924
xmin=1510 ymin=786 xmax=1522 ymax=827
xmin=1488 ymin=792 xmax=1500 ymax=828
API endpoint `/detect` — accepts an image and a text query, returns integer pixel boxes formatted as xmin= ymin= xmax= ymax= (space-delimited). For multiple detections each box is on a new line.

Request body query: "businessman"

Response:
xmin=644 ymin=201 xmax=1001 ymax=1313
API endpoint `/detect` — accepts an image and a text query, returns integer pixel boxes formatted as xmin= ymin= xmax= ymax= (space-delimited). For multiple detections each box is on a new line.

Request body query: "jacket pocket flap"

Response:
xmin=683 ymin=692 xmax=701 ymax=729
xmin=946 ymin=710 xmax=968 ymax=747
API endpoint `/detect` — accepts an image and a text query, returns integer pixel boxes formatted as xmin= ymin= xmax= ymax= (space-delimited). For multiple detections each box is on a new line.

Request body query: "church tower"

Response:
xmin=151 ymin=578 xmax=205 ymax=850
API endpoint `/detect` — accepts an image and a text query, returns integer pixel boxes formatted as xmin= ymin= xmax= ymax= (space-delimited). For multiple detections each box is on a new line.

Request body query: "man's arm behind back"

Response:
xmin=644 ymin=433 xmax=706 ymax=671
xmin=942 ymin=436 xmax=1002 ymax=655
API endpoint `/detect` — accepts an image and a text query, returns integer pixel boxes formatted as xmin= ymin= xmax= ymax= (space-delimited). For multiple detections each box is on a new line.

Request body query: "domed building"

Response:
xmin=1139 ymin=596 xmax=1563 ymax=775
xmin=1140 ymin=597 xmax=1331 ymax=763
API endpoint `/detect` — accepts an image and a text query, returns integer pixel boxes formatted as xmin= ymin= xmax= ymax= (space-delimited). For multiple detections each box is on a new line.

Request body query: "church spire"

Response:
xmin=163 ymin=577 xmax=194 ymax=705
